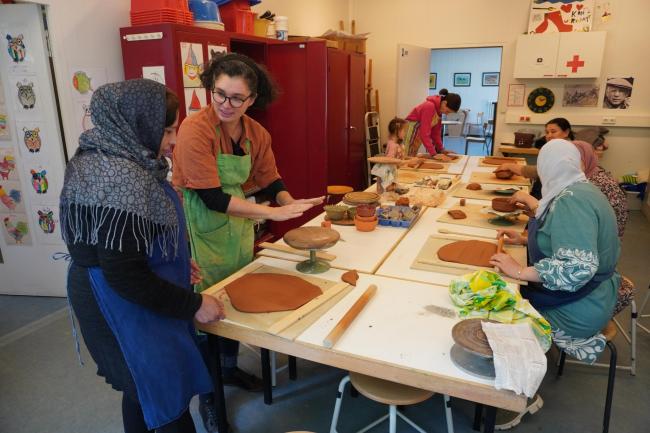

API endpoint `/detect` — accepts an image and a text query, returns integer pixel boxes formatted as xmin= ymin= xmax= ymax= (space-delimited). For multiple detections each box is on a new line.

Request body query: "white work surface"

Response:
xmin=257 ymin=211 xmax=408 ymax=274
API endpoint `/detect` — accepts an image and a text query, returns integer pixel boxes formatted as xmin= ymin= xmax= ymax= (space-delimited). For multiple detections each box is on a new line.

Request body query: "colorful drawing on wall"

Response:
xmin=36 ymin=207 xmax=55 ymax=234
xmin=0 ymin=109 xmax=9 ymax=140
xmin=6 ymin=33 xmax=26 ymax=63
xmin=429 ymin=73 xmax=437 ymax=90
xmin=0 ymin=181 xmax=24 ymax=214
xmin=81 ymin=104 xmax=93 ymax=131
xmin=142 ymin=66 xmax=166 ymax=84
xmin=184 ymin=88 xmax=207 ymax=116
xmin=208 ymin=44 xmax=227 ymax=60
xmin=30 ymin=169 xmax=48 ymax=194
xmin=562 ymin=84 xmax=599 ymax=107
xmin=2 ymin=213 xmax=32 ymax=246
xmin=527 ymin=0 xmax=594 ymax=34
xmin=180 ymin=42 xmax=204 ymax=88
xmin=30 ymin=205 xmax=62 ymax=245
xmin=72 ymin=70 xmax=94 ymax=95
xmin=453 ymin=73 xmax=471 ymax=87
xmin=22 ymin=126 xmax=42 ymax=153
xmin=603 ymin=77 xmax=633 ymax=109
xmin=0 ymin=149 xmax=18 ymax=181
xmin=16 ymin=80 xmax=36 ymax=109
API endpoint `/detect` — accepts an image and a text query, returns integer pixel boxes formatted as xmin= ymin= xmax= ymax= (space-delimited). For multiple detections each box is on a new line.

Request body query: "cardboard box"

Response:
xmin=322 ymin=35 xmax=366 ymax=54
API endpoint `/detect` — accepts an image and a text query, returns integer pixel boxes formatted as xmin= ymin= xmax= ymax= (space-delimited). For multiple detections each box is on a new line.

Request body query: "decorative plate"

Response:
xmin=527 ymin=87 xmax=555 ymax=113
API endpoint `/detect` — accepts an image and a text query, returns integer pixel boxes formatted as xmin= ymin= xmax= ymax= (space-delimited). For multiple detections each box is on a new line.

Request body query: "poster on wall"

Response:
xmin=603 ymin=77 xmax=633 ymax=109
xmin=562 ymin=84 xmax=599 ymax=107
xmin=15 ymin=121 xmax=45 ymax=157
xmin=527 ymin=0 xmax=594 ymax=34
xmin=1 ymin=213 xmax=32 ymax=246
xmin=30 ymin=204 xmax=61 ymax=244
xmin=180 ymin=42 xmax=204 ymax=88
xmin=0 ymin=148 xmax=19 ymax=181
xmin=207 ymin=44 xmax=227 ymax=61
xmin=0 ymin=180 xmax=25 ymax=214
xmin=507 ymin=84 xmax=526 ymax=107
xmin=142 ymin=66 xmax=166 ymax=84
xmin=1 ymin=28 xmax=35 ymax=74
xmin=184 ymin=88 xmax=207 ymax=116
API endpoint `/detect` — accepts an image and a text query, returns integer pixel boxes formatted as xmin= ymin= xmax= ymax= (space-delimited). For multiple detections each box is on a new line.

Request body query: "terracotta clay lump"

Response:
xmin=225 ymin=273 xmax=323 ymax=313
xmin=466 ymin=183 xmax=482 ymax=191
xmin=483 ymin=157 xmax=516 ymax=166
xmin=447 ymin=209 xmax=467 ymax=220
xmin=421 ymin=161 xmax=444 ymax=170
xmin=492 ymin=197 xmax=517 ymax=213
xmin=438 ymin=240 xmax=497 ymax=267
xmin=493 ymin=168 xmax=514 ymax=180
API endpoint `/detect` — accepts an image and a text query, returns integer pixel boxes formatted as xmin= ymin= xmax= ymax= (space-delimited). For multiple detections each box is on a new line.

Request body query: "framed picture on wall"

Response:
xmin=453 ymin=73 xmax=471 ymax=87
xmin=482 ymin=72 xmax=500 ymax=87
xmin=429 ymin=73 xmax=437 ymax=90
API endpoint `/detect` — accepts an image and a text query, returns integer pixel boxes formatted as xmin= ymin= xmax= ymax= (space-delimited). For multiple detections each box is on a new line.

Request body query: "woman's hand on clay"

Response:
xmin=292 ymin=196 xmax=325 ymax=206
xmin=195 ymin=294 xmax=226 ymax=324
xmin=489 ymin=253 xmax=521 ymax=278
xmin=497 ymin=163 xmax=523 ymax=176
xmin=190 ymin=259 xmax=203 ymax=285
xmin=509 ymin=190 xmax=538 ymax=216
xmin=496 ymin=229 xmax=526 ymax=246
xmin=268 ymin=203 xmax=314 ymax=221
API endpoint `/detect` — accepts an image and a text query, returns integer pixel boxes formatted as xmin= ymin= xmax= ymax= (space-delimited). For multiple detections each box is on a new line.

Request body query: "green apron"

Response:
xmin=183 ymin=125 xmax=254 ymax=292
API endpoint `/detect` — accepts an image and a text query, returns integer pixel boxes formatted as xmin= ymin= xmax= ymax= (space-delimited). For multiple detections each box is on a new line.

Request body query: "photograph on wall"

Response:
xmin=207 ymin=44 xmax=227 ymax=61
xmin=602 ymin=77 xmax=633 ymax=109
xmin=180 ymin=42 xmax=204 ymax=88
xmin=1 ymin=28 xmax=35 ymax=74
xmin=0 ymin=148 xmax=19 ymax=181
xmin=184 ymin=88 xmax=207 ymax=117
xmin=482 ymin=72 xmax=500 ymax=86
xmin=562 ymin=83 xmax=599 ymax=107
xmin=453 ymin=73 xmax=471 ymax=87
xmin=69 ymin=67 xmax=108 ymax=99
xmin=0 ymin=180 xmax=25 ymax=214
xmin=2 ymin=213 xmax=32 ymax=246
xmin=142 ymin=66 xmax=166 ymax=84
xmin=15 ymin=121 xmax=45 ymax=157
xmin=527 ymin=0 xmax=595 ymax=34
xmin=31 ymin=204 xmax=62 ymax=245
xmin=429 ymin=73 xmax=437 ymax=90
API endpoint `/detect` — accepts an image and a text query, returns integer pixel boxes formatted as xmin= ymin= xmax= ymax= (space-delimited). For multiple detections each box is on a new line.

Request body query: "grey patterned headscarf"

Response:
xmin=60 ymin=79 xmax=178 ymax=256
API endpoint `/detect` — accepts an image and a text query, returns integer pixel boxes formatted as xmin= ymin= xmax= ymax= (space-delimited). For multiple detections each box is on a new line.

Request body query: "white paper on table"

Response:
xmin=481 ymin=322 xmax=547 ymax=398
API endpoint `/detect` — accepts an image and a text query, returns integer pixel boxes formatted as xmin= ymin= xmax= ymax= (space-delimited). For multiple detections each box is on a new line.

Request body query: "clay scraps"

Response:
xmin=447 ymin=210 xmax=467 ymax=220
xmin=466 ymin=183 xmax=482 ymax=191
xmin=341 ymin=269 xmax=359 ymax=286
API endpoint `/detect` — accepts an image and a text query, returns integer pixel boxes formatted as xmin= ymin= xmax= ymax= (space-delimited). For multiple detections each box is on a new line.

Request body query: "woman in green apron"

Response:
xmin=172 ymin=53 xmax=323 ymax=433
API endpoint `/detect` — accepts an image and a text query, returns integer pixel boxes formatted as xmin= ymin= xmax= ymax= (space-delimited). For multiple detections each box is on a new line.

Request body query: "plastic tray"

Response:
xmin=376 ymin=205 xmax=419 ymax=228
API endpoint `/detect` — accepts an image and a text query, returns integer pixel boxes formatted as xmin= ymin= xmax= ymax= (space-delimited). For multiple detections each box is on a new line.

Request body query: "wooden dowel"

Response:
xmin=497 ymin=236 xmax=505 ymax=254
xmin=339 ymin=20 xmax=344 ymax=31
xmin=351 ymin=19 xmax=356 ymax=35
xmin=375 ymin=89 xmax=380 ymax=114
xmin=268 ymin=281 xmax=350 ymax=335
xmin=323 ymin=284 xmax=377 ymax=348
xmin=367 ymin=58 xmax=373 ymax=88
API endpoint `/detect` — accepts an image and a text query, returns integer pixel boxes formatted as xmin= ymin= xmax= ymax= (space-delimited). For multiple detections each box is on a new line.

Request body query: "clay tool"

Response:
xmin=267 ymin=281 xmax=350 ymax=335
xmin=494 ymin=235 xmax=505 ymax=273
xmin=437 ymin=228 xmax=496 ymax=240
xmin=259 ymin=242 xmax=336 ymax=261
xmin=323 ymin=284 xmax=377 ymax=348
xmin=424 ymin=304 xmax=456 ymax=318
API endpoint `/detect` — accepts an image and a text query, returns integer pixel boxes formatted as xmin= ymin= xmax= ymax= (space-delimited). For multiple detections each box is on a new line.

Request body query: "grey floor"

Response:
xmin=1 ymin=212 xmax=648 ymax=433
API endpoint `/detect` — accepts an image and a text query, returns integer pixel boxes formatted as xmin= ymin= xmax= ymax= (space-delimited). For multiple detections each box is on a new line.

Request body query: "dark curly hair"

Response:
xmin=200 ymin=52 xmax=279 ymax=110
xmin=165 ymin=89 xmax=179 ymax=127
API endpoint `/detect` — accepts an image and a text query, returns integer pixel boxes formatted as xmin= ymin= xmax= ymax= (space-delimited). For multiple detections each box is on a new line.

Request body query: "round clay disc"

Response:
xmin=451 ymin=319 xmax=495 ymax=358
xmin=283 ymin=226 xmax=340 ymax=250
xmin=225 ymin=273 xmax=322 ymax=313
xmin=438 ymin=240 xmax=497 ymax=267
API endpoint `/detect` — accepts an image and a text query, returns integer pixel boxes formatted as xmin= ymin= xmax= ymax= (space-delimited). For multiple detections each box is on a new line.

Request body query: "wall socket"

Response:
xmin=602 ymin=116 xmax=617 ymax=125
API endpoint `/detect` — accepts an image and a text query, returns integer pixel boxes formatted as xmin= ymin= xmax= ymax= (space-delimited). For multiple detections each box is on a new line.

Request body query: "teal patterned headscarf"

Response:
xmin=60 ymin=79 xmax=178 ymax=256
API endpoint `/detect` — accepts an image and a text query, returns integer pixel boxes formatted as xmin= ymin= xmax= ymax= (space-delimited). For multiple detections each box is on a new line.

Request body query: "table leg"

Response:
xmin=207 ymin=334 xmax=229 ymax=433
xmin=483 ymin=406 xmax=497 ymax=433
xmin=473 ymin=403 xmax=483 ymax=431
xmin=288 ymin=355 xmax=297 ymax=380
xmin=261 ymin=348 xmax=273 ymax=405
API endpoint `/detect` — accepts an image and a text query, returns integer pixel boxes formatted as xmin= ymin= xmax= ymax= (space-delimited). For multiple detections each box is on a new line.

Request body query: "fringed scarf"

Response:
xmin=60 ymin=79 xmax=179 ymax=257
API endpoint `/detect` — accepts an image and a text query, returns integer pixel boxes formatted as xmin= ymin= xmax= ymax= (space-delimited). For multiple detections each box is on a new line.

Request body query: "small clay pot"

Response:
xmin=324 ymin=205 xmax=348 ymax=221
xmin=466 ymin=183 xmax=482 ymax=191
xmin=354 ymin=215 xmax=378 ymax=232
xmin=356 ymin=203 xmax=378 ymax=217
xmin=321 ymin=220 xmax=332 ymax=228
xmin=492 ymin=197 xmax=516 ymax=213
xmin=494 ymin=169 xmax=514 ymax=180
xmin=395 ymin=197 xmax=410 ymax=207
xmin=355 ymin=214 xmax=377 ymax=222
xmin=460 ymin=198 xmax=466 ymax=206
xmin=346 ymin=207 xmax=357 ymax=220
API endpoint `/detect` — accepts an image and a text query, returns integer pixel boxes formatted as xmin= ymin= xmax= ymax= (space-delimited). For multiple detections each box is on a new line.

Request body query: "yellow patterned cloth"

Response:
xmin=449 ymin=270 xmax=552 ymax=352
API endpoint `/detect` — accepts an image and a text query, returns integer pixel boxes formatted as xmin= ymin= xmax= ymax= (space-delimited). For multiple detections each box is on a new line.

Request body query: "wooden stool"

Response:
xmin=557 ymin=320 xmax=617 ymax=433
xmin=329 ymin=373 xmax=454 ymax=433
xmin=327 ymin=185 xmax=354 ymax=205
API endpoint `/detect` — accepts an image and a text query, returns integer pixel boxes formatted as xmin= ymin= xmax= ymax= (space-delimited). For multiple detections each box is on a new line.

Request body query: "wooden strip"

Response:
xmin=323 ymin=284 xmax=377 ymax=348
xmin=267 ymin=281 xmax=350 ymax=335
xmin=437 ymin=228 xmax=496 ymax=240
xmin=259 ymin=242 xmax=336 ymax=261
xmin=497 ymin=237 xmax=505 ymax=254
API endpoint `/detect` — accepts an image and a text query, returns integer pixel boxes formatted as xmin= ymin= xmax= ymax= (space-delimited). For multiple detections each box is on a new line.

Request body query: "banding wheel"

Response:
xmin=283 ymin=227 xmax=340 ymax=274
xmin=449 ymin=319 xmax=496 ymax=379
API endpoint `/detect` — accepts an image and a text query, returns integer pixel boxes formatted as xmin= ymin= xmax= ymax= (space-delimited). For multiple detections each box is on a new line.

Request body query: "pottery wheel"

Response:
xmin=451 ymin=319 xmax=494 ymax=358
xmin=450 ymin=344 xmax=496 ymax=379
xmin=283 ymin=227 xmax=340 ymax=274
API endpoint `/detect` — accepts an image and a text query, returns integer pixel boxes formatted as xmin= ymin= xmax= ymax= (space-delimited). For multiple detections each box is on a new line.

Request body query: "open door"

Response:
xmin=396 ymin=44 xmax=431 ymax=117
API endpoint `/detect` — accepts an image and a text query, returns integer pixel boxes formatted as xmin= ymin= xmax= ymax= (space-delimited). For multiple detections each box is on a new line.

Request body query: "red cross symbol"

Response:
xmin=566 ymin=55 xmax=585 ymax=73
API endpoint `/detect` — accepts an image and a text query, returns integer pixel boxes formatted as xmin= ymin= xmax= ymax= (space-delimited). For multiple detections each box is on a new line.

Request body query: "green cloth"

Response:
xmin=534 ymin=182 xmax=619 ymax=338
xmin=183 ymin=128 xmax=254 ymax=292
xmin=449 ymin=270 xmax=552 ymax=352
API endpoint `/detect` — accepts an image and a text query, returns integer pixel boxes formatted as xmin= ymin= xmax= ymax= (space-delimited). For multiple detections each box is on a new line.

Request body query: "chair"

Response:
xmin=557 ymin=320 xmax=617 ymax=433
xmin=636 ymin=283 xmax=650 ymax=335
xmin=365 ymin=111 xmax=381 ymax=186
xmin=329 ymin=372 xmax=454 ymax=433
xmin=445 ymin=109 xmax=468 ymax=137
xmin=464 ymin=121 xmax=493 ymax=156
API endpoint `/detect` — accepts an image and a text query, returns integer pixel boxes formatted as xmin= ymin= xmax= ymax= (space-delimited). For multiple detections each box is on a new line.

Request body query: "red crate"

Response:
xmin=131 ymin=0 xmax=189 ymax=13
xmin=130 ymin=9 xmax=193 ymax=25
xmin=220 ymin=8 xmax=254 ymax=34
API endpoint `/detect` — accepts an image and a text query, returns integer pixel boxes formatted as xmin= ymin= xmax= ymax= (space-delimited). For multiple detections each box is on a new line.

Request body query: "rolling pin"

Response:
xmin=259 ymin=242 xmax=336 ymax=261
xmin=323 ymin=284 xmax=377 ymax=348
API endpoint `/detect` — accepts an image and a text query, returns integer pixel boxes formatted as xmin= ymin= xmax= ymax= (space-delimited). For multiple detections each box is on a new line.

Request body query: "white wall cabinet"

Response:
xmin=514 ymin=31 xmax=606 ymax=78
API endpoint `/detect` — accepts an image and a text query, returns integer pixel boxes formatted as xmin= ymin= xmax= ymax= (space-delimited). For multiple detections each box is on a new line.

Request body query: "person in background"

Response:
xmin=489 ymin=139 xmax=620 ymax=430
xmin=172 ymin=53 xmax=323 ymax=433
xmin=497 ymin=118 xmax=628 ymax=237
xmin=603 ymin=77 xmax=633 ymax=109
xmin=385 ymin=116 xmax=406 ymax=158
xmin=403 ymin=88 xmax=461 ymax=157
xmin=61 ymin=79 xmax=224 ymax=433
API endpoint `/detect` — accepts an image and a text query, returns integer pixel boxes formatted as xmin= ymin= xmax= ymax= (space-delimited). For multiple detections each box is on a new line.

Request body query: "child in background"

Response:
xmin=371 ymin=117 xmax=407 ymax=193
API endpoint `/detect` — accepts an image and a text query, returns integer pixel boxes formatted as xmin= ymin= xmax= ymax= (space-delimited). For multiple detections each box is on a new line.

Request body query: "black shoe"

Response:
xmin=222 ymin=367 xmax=264 ymax=392
xmin=199 ymin=399 xmax=219 ymax=433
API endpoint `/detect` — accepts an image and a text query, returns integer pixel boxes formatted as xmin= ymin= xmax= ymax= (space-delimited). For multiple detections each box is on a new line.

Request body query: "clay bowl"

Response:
xmin=324 ymin=205 xmax=349 ymax=221
xmin=356 ymin=203 xmax=378 ymax=218
xmin=492 ymin=197 xmax=517 ymax=213
xmin=355 ymin=214 xmax=378 ymax=222
xmin=354 ymin=215 xmax=378 ymax=232
xmin=494 ymin=169 xmax=514 ymax=180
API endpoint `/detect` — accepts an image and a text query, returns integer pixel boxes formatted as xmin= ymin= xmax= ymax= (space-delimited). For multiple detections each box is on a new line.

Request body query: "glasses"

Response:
xmin=212 ymin=90 xmax=251 ymax=108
